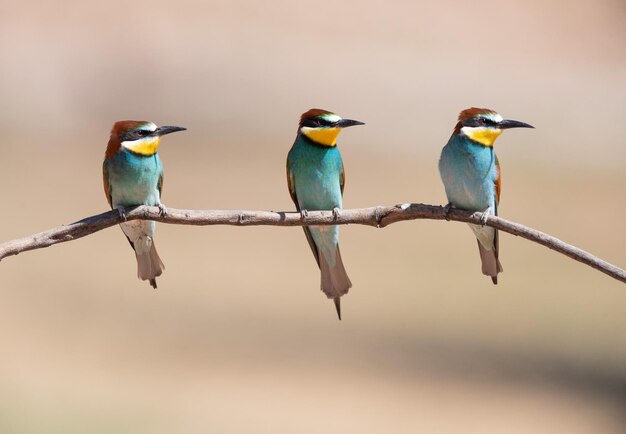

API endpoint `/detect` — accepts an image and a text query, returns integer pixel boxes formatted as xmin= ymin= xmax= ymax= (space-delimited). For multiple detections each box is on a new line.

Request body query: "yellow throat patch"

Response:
xmin=462 ymin=127 xmax=502 ymax=147
xmin=121 ymin=137 xmax=161 ymax=156
xmin=302 ymin=127 xmax=342 ymax=147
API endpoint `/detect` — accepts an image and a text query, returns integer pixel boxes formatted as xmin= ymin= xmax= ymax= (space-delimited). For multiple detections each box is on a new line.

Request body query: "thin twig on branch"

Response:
xmin=0 ymin=203 xmax=624 ymax=284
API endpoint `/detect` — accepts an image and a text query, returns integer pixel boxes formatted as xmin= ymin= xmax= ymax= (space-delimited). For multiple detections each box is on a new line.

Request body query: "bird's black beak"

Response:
xmin=335 ymin=119 xmax=365 ymax=128
xmin=155 ymin=125 xmax=187 ymax=136
xmin=498 ymin=119 xmax=534 ymax=129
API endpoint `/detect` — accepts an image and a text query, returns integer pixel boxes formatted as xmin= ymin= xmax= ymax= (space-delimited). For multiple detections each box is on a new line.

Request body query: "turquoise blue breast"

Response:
xmin=288 ymin=136 xmax=343 ymax=211
xmin=106 ymin=149 xmax=163 ymax=207
xmin=439 ymin=135 xmax=498 ymax=211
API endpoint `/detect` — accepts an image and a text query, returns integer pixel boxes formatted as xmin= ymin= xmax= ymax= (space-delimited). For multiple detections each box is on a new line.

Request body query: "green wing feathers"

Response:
xmin=287 ymin=162 xmax=321 ymax=267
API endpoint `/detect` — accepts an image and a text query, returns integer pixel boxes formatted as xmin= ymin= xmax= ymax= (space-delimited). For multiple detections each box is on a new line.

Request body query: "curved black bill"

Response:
xmin=499 ymin=119 xmax=534 ymax=129
xmin=155 ymin=125 xmax=187 ymax=136
xmin=335 ymin=119 xmax=365 ymax=128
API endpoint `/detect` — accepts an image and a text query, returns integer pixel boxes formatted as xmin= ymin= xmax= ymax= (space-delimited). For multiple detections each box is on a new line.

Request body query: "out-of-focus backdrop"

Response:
xmin=1 ymin=0 xmax=625 ymax=432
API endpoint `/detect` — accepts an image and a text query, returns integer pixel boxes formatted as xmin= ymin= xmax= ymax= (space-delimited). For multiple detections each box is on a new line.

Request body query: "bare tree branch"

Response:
xmin=0 ymin=203 xmax=624 ymax=284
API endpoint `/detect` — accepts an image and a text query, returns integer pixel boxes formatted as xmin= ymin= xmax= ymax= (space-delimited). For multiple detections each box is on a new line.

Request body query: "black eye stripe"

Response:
xmin=136 ymin=129 xmax=156 ymax=137
xmin=121 ymin=129 xmax=153 ymax=141
xmin=302 ymin=118 xmax=333 ymax=128
xmin=465 ymin=117 xmax=497 ymax=127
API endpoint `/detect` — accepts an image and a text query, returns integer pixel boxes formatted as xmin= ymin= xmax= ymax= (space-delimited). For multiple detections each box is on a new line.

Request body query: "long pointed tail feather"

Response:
xmin=333 ymin=298 xmax=342 ymax=320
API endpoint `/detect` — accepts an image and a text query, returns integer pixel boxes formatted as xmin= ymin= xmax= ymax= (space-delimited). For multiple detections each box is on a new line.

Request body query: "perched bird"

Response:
xmin=103 ymin=120 xmax=186 ymax=288
xmin=287 ymin=109 xmax=364 ymax=319
xmin=438 ymin=108 xmax=533 ymax=284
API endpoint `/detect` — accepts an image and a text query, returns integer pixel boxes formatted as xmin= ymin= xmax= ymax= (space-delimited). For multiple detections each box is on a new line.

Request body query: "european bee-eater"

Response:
xmin=287 ymin=109 xmax=364 ymax=319
xmin=438 ymin=108 xmax=533 ymax=284
xmin=103 ymin=120 xmax=186 ymax=288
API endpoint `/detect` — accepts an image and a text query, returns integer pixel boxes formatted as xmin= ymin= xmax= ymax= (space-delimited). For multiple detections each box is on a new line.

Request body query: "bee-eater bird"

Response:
xmin=103 ymin=121 xmax=186 ymax=288
xmin=438 ymin=108 xmax=533 ymax=284
xmin=287 ymin=109 xmax=364 ymax=319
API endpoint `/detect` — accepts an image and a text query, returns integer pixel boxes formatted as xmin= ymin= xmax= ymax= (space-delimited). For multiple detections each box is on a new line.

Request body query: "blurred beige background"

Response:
xmin=1 ymin=0 xmax=626 ymax=432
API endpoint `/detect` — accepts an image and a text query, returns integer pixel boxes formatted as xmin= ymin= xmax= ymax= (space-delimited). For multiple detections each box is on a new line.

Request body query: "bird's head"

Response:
xmin=298 ymin=109 xmax=364 ymax=147
xmin=453 ymin=108 xmax=533 ymax=147
xmin=106 ymin=120 xmax=186 ymax=158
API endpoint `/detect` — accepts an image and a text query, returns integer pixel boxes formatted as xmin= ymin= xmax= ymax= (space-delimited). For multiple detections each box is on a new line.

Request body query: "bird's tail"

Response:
xmin=135 ymin=239 xmax=165 ymax=289
xmin=477 ymin=240 xmax=503 ymax=284
xmin=319 ymin=246 xmax=352 ymax=320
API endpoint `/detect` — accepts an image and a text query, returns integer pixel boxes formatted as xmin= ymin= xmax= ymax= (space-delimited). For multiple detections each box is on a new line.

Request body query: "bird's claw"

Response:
xmin=300 ymin=209 xmax=309 ymax=219
xmin=115 ymin=206 xmax=127 ymax=222
xmin=479 ymin=210 xmax=490 ymax=226
xmin=443 ymin=203 xmax=453 ymax=221
xmin=157 ymin=203 xmax=168 ymax=217
xmin=332 ymin=207 xmax=341 ymax=221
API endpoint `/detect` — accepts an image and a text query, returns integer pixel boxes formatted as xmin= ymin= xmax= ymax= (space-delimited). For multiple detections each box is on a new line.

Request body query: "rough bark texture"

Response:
xmin=0 ymin=203 xmax=624 ymax=284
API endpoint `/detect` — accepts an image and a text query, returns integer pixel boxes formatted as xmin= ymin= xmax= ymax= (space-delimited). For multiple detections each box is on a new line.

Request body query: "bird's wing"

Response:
xmin=102 ymin=160 xmax=113 ymax=207
xmin=287 ymin=160 xmax=321 ymax=267
xmin=157 ymin=172 xmax=164 ymax=198
xmin=103 ymin=159 xmax=135 ymax=250
xmin=340 ymin=162 xmax=345 ymax=196
xmin=493 ymin=156 xmax=501 ymax=266
xmin=286 ymin=160 xmax=298 ymax=208
xmin=494 ymin=155 xmax=501 ymax=205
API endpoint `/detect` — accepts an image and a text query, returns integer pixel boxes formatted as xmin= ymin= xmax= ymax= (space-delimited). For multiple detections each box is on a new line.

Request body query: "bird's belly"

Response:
xmin=452 ymin=178 xmax=493 ymax=211
xmin=111 ymin=182 xmax=160 ymax=207
xmin=295 ymin=171 xmax=342 ymax=211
